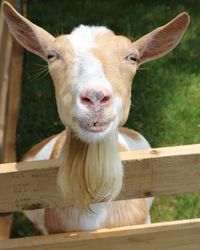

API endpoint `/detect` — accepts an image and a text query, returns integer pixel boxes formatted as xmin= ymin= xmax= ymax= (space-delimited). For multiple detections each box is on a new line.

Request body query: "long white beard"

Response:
xmin=57 ymin=130 xmax=123 ymax=211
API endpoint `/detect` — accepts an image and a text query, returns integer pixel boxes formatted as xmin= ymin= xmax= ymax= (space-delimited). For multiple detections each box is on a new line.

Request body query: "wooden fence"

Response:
xmin=1 ymin=0 xmax=200 ymax=249
xmin=0 ymin=144 xmax=200 ymax=249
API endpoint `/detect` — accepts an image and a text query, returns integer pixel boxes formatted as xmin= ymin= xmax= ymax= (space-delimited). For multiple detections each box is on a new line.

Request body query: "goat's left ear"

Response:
xmin=133 ymin=12 xmax=190 ymax=65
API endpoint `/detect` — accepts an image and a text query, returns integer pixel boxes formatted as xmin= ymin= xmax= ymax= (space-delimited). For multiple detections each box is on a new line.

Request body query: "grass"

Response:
xmin=12 ymin=0 xmax=200 ymax=237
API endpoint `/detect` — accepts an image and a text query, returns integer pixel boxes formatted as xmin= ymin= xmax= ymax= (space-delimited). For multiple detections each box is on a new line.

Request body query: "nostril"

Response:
xmin=80 ymin=89 xmax=112 ymax=106
xmin=101 ymin=95 xmax=111 ymax=104
xmin=80 ymin=96 xmax=93 ymax=105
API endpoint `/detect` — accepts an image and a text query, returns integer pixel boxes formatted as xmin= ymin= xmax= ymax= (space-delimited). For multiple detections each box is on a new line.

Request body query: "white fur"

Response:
xmin=63 ymin=203 xmax=107 ymax=231
xmin=67 ymin=26 xmax=122 ymax=142
xmin=70 ymin=25 xmax=110 ymax=52
xmin=73 ymin=94 xmax=122 ymax=143
xmin=118 ymin=132 xmax=150 ymax=151
xmin=68 ymin=25 xmax=112 ymax=93
xmin=79 ymin=203 xmax=107 ymax=230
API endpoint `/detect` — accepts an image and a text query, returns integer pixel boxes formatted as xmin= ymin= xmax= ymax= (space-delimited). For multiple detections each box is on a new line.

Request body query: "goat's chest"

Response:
xmin=44 ymin=203 xmax=107 ymax=234
xmin=24 ymin=198 xmax=149 ymax=234
xmin=44 ymin=199 xmax=149 ymax=233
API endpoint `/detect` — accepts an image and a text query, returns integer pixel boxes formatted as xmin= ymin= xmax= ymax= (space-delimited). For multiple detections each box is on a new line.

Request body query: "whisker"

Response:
xmin=29 ymin=66 xmax=50 ymax=81
xmin=129 ymin=102 xmax=135 ymax=111
xmin=137 ymin=66 xmax=150 ymax=71
xmin=125 ymin=24 xmax=136 ymax=41
xmin=54 ymin=27 xmax=64 ymax=37
xmin=31 ymin=67 xmax=48 ymax=75
xmin=55 ymin=28 xmax=60 ymax=37
xmin=33 ymin=63 xmax=48 ymax=70
xmin=35 ymin=69 xmax=49 ymax=78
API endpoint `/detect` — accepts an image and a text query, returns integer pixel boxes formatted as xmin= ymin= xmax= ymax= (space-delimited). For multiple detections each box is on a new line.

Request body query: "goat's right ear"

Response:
xmin=2 ymin=1 xmax=55 ymax=61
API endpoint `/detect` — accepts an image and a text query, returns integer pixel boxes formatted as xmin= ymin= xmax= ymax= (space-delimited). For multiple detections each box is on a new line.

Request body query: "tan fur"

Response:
xmin=118 ymin=142 xmax=127 ymax=152
xmin=44 ymin=207 xmax=81 ymax=234
xmin=44 ymin=199 xmax=148 ymax=233
xmin=22 ymin=135 xmax=56 ymax=161
xmin=104 ymin=199 xmax=148 ymax=228
xmin=48 ymin=36 xmax=76 ymax=129
xmin=119 ymin=127 xmax=141 ymax=140
xmin=93 ymin=33 xmax=138 ymax=126
xmin=50 ymin=131 xmax=66 ymax=159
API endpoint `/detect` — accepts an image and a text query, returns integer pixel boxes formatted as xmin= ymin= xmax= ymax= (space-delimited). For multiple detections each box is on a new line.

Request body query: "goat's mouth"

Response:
xmin=79 ymin=121 xmax=110 ymax=133
xmin=72 ymin=113 xmax=116 ymax=142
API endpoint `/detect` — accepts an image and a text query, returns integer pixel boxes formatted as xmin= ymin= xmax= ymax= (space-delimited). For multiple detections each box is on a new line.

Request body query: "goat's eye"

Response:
xmin=47 ymin=51 xmax=59 ymax=61
xmin=125 ymin=54 xmax=138 ymax=64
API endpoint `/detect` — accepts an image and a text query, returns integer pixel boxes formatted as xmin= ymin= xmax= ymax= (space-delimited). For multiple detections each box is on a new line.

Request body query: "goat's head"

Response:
xmin=2 ymin=2 xmax=190 ymax=143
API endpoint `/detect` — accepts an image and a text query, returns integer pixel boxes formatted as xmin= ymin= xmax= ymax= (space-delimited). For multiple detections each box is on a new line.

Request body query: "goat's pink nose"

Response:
xmin=80 ymin=89 xmax=112 ymax=107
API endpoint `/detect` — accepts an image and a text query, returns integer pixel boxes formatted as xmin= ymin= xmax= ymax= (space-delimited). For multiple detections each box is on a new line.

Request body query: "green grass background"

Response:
xmin=12 ymin=0 xmax=200 ymax=237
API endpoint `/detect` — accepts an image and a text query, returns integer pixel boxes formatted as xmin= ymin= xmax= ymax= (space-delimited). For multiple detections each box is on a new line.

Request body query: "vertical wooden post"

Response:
xmin=0 ymin=0 xmax=26 ymax=239
xmin=0 ymin=0 xmax=13 ymax=162
xmin=0 ymin=0 xmax=25 ymax=163
xmin=2 ymin=27 xmax=24 ymax=163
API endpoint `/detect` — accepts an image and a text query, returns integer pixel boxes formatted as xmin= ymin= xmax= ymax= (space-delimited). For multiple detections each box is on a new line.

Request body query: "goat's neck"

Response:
xmin=57 ymin=129 xmax=123 ymax=211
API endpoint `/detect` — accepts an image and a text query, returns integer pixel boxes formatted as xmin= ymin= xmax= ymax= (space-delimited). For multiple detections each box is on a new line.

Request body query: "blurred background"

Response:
xmin=12 ymin=0 xmax=200 ymax=237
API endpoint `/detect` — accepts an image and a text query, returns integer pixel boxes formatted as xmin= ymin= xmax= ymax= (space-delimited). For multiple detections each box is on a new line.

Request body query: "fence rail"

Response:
xmin=1 ymin=218 xmax=200 ymax=250
xmin=0 ymin=143 xmax=200 ymax=212
xmin=1 ymin=1 xmax=200 ymax=248
xmin=0 ymin=144 xmax=200 ymax=248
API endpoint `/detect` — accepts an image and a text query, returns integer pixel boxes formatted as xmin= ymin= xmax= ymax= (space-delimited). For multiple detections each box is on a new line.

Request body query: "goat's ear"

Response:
xmin=133 ymin=12 xmax=190 ymax=65
xmin=2 ymin=1 xmax=55 ymax=61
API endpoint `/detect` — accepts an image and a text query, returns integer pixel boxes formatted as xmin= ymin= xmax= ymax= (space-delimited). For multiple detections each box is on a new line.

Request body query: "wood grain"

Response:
xmin=1 ymin=218 xmax=200 ymax=250
xmin=0 ymin=0 xmax=24 ymax=163
xmin=0 ymin=6 xmax=13 ymax=162
xmin=0 ymin=0 xmax=25 ymax=239
xmin=0 ymin=144 xmax=200 ymax=212
xmin=3 ymin=38 xmax=23 ymax=163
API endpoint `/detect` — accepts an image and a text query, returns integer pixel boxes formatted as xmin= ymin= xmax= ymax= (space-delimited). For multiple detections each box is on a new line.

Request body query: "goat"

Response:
xmin=2 ymin=1 xmax=189 ymax=235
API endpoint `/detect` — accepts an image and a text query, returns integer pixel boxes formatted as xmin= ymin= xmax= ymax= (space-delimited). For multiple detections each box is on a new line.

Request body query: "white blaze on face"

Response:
xmin=68 ymin=25 xmax=112 ymax=93
xmin=67 ymin=25 xmax=122 ymax=142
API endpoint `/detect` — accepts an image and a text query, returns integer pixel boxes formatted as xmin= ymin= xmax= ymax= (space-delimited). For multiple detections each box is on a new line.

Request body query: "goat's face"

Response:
xmin=2 ymin=2 xmax=190 ymax=143
xmin=48 ymin=27 xmax=138 ymax=142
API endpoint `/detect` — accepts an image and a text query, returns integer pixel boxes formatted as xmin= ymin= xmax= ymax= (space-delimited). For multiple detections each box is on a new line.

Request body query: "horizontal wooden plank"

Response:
xmin=1 ymin=144 xmax=200 ymax=212
xmin=120 ymin=143 xmax=200 ymax=200
xmin=0 ymin=160 xmax=61 ymax=212
xmin=1 ymin=218 xmax=200 ymax=249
